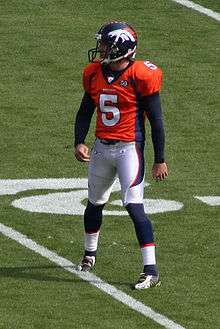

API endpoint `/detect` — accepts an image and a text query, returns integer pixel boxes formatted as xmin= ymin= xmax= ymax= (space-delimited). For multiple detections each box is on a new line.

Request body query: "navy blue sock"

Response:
xmin=83 ymin=201 xmax=105 ymax=258
xmin=125 ymin=203 xmax=154 ymax=245
xmin=143 ymin=265 xmax=158 ymax=276
xmin=84 ymin=250 xmax=97 ymax=257
xmin=84 ymin=200 xmax=105 ymax=233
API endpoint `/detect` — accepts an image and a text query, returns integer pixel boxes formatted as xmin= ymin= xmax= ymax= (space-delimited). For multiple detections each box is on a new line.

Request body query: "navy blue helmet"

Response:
xmin=88 ymin=21 xmax=137 ymax=63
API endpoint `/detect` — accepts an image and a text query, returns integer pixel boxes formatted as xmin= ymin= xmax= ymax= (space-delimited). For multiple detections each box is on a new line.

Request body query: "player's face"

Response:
xmin=98 ymin=41 xmax=109 ymax=61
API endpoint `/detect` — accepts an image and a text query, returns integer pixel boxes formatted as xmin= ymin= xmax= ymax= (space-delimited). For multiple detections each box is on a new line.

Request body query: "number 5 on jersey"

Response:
xmin=100 ymin=94 xmax=120 ymax=127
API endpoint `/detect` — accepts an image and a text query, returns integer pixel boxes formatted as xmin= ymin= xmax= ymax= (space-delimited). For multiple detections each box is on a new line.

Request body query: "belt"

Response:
xmin=99 ymin=139 xmax=120 ymax=145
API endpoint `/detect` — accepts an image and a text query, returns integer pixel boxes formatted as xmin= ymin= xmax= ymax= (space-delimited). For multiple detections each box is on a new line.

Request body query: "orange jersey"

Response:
xmin=83 ymin=60 xmax=163 ymax=141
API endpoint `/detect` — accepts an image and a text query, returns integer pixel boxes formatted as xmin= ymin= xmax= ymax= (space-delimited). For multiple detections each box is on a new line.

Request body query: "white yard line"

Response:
xmin=170 ymin=0 xmax=220 ymax=22
xmin=0 ymin=223 xmax=185 ymax=329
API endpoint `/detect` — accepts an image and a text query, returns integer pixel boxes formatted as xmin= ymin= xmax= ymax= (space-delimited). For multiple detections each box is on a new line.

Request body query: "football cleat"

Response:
xmin=134 ymin=273 xmax=161 ymax=290
xmin=78 ymin=256 xmax=96 ymax=272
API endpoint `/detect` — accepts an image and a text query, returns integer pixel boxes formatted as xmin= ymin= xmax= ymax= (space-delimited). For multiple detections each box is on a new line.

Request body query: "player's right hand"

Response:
xmin=74 ymin=144 xmax=90 ymax=162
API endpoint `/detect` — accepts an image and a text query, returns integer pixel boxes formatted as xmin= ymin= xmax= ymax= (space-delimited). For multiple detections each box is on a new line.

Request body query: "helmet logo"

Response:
xmin=108 ymin=29 xmax=135 ymax=43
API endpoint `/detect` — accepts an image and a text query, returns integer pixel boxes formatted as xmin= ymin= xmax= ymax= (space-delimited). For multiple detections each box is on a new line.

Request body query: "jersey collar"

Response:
xmin=101 ymin=61 xmax=134 ymax=85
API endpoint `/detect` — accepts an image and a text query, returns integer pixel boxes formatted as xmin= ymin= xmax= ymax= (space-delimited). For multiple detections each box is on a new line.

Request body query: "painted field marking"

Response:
xmin=0 ymin=223 xmax=186 ymax=329
xmin=0 ymin=178 xmax=184 ymax=215
xmin=12 ymin=192 xmax=183 ymax=216
xmin=171 ymin=0 xmax=220 ymax=22
xmin=194 ymin=196 xmax=220 ymax=206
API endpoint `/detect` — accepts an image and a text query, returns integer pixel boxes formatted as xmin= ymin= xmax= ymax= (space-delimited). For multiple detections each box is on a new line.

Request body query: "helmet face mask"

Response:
xmin=88 ymin=21 xmax=137 ymax=64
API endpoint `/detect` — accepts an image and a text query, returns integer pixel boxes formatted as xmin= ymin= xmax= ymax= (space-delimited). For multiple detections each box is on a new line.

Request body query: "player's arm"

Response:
xmin=74 ymin=92 xmax=96 ymax=162
xmin=142 ymin=92 xmax=168 ymax=181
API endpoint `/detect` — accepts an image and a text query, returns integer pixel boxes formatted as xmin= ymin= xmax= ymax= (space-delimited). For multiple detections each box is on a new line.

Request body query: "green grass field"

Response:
xmin=0 ymin=1 xmax=220 ymax=328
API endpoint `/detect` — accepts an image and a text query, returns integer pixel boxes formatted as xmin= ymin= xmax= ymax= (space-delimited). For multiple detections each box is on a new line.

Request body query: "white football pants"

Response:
xmin=88 ymin=139 xmax=145 ymax=206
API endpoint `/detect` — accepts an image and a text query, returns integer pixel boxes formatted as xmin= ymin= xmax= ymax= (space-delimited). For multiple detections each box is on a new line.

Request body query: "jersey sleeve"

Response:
xmin=135 ymin=61 xmax=163 ymax=97
xmin=83 ymin=62 xmax=100 ymax=94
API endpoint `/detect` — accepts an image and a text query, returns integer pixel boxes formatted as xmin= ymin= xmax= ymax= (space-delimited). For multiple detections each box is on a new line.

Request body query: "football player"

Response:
xmin=74 ymin=21 xmax=168 ymax=289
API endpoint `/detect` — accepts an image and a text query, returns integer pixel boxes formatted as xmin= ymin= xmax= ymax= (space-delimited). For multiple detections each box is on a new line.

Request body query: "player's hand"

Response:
xmin=74 ymin=144 xmax=90 ymax=162
xmin=152 ymin=162 xmax=168 ymax=181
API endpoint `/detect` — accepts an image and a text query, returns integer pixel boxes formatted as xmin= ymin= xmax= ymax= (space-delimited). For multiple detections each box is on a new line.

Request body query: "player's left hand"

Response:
xmin=152 ymin=162 xmax=168 ymax=181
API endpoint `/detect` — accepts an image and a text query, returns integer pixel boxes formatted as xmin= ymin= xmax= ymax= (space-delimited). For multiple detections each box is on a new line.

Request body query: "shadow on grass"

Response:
xmin=0 ymin=264 xmax=132 ymax=288
xmin=0 ymin=264 xmax=75 ymax=282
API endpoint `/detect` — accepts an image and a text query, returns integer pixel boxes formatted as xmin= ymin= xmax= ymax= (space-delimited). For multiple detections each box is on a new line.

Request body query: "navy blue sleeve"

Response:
xmin=142 ymin=92 xmax=165 ymax=163
xmin=74 ymin=92 xmax=96 ymax=147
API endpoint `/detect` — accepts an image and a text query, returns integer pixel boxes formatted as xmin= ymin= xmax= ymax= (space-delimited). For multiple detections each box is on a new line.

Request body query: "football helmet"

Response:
xmin=88 ymin=21 xmax=137 ymax=64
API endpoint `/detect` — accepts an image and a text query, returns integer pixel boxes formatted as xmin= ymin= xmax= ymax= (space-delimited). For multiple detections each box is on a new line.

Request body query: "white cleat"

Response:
xmin=134 ymin=273 xmax=161 ymax=290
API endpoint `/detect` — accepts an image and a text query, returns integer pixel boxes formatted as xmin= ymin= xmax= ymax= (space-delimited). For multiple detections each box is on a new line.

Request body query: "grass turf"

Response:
xmin=0 ymin=1 xmax=219 ymax=328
